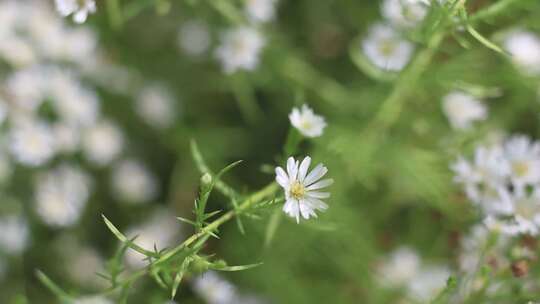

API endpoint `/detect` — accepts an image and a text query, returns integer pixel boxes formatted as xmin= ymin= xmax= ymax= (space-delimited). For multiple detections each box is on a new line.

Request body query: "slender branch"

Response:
xmin=469 ymin=0 xmax=522 ymax=22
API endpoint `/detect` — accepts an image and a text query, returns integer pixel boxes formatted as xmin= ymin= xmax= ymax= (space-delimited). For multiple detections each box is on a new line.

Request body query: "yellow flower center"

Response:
xmin=378 ymin=40 xmax=396 ymax=57
xmin=289 ymin=181 xmax=305 ymax=200
xmin=512 ymin=161 xmax=529 ymax=177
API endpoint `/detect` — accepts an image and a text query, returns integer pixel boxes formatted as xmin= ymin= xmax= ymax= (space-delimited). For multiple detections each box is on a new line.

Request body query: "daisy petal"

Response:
xmin=287 ymin=157 xmax=298 ymax=181
xmin=306 ymin=178 xmax=334 ymax=191
xmin=304 ymin=164 xmax=327 ymax=186
xmin=298 ymin=156 xmax=311 ymax=182
xmin=275 ymin=167 xmax=289 ymax=188
xmin=306 ymin=191 xmax=330 ymax=199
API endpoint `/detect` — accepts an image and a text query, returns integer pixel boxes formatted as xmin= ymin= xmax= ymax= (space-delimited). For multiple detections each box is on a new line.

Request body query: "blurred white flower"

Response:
xmin=74 ymin=296 xmax=113 ymax=304
xmin=216 ymin=27 xmax=265 ymax=74
xmin=178 ymin=20 xmax=211 ymax=56
xmin=136 ymin=85 xmax=177 ymax=128
xmin=0 ymin=36 xmax=37 ymax=67
xmin=82 ymin=120 xmax=124 ymax=166
xmin=275 ymin=156 xmax=333 ymax=223
xmin=407 ymin=265 xmax=450 ymax=301
xmin=68 ymin=247 xmax=105 ymax=287
xmin=442 ymin=91 xmax=487 ymax=130
xmin=377 ymin=247 xmax=421 ymax=287
xmin=503 ymin=30 xmax=540 ymax=75
xmin=451 ymin=146 xmax=512 ymax=215
xmin=245 ymin=0 xmax=278 ymax=23
xmin=193 ymin=271 xmax=238 ymax=304
xmin=458 ymin=225 xmax=509 ymax=273
xmin=381 ymin=0 xmax=429 ymax=28
xmin=125 ymin=210 xmax=182 ymax=268
xmin=8 ymin=119 xmax=56 ymax=167
xmin=0 ymin=215 xmax=30 ymax=255
xmin=362 ymin=23 xmax=414 ymax=72
xmin=503 ymin=135 xmax=540 ymax=192
xmin=5 ymin=66 xmax=47 ymax=112
xmin=486 ymin=188 xmax=540 ymax=236
xmin=54 ymin=0 xmax=96 ymax=24
xmin=289 ymin=104 xmax=326 ymax=138
xmin=111 ymin=159 xmax=158 ymax=204
xmin=52 ymin=123 xmax=81 ymax=154
xmin=35 ymin=164 xmax=91 ymax=227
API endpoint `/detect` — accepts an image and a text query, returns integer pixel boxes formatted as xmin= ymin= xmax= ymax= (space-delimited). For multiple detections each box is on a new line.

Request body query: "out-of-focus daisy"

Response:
xmin=35 ymin=165 xmax=91 ymax=227
xmin=289 ymin=104 xmax=327 ymax=138
xmin=177 ymin=20 xmax=211 ymax=56
xmin=54 ymin=0 xmax=96 ymax=24
xmin=503 ymin=135 xmax=540 ymax=192
xmin=442 ymin=91 xmax=487 ymax=130
xmin=8 ymin=119 xmax=56 ymax=167
xmin=377 ymin=247 xmax=421 ymax=287
xmin=381 ymin=0 xmax=429 ymax=28
xmin=275 ymin=156 xmax=333 ymax=222
xmin=245 ymin=0 xmax=278 ymax=23
xmin=407 ymin=265 xmax=451 ymax=301
xmin=52 ymin=123 xmax=81 ymax=154
xmin=111 ymin=159 xmax=158 ymax=204
xmin=82 ymin=120 xmax=124 ymax=166
xmin=74 ymin=296 xmax=113 ymax=304
xmin=5 ymin=66 xmax=47 ymax=112
xmin=135 ymin=85 xmax=177 ymax=128
xmin=215 ymin=27 xmax=265 ymax=74
xmin=125 ymin=210 xmax=182 ymax=268
xmin=0 ymin=215 xmax=30 ymax=255
xmin=362 ymin=23 xmax=414 ymax=72
xmin=503 ymin=30 xmax=540 ymax=75
xmin=487 ymin=187 xmax=540 ymax=236
xmin=192 ymin=271 xmax=238 ymax=304
xmin=458 ymin=225 xmax=509 ymax=273
xmin=451 ymin=146 xmax=512 ymax=215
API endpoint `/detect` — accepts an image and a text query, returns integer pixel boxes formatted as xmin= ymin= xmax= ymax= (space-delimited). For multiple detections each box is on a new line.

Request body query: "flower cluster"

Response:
xmin=452 ymin=135 xmax=540 ymax=235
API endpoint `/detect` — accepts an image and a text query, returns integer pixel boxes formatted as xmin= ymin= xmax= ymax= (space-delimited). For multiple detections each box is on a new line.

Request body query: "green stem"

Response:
xmin=107 ymin=0 xmax=123 ymax=30
xmin=469 ymin=0 xmax=522 ymax=22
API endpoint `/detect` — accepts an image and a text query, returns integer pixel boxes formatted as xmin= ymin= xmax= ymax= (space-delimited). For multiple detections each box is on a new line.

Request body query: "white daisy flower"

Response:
xmin=52 ymin=122 xmax=81 ymax=154
xmin=135 ymin=85 xmax=177 ymax=128
xmin=215 ymin=26 xmax=265 ymax=74
xmin=275 ymin=156 xmax=333 ymax=223
xmin=192 ymin=271 xmax=238 ymax=304
xmin=377 ymin=247 xmax=421 ymax=287
xmin=74 ymin=296 xmax=113 ymax=304
xmin=381 ymin=0 xmax=429 ymax=28
xmin=503 ymin=30 xmax=540 ymax=75
xmin=486 ymin=187 xmax=540 ymax=236
xmin=82 ymin=120 xmax=124 ymax=166
xmin=111 ymin=159 xmax=158 ymax=204
xmin=8 ymin=119 xmax=56 ymax=167
xmin=35 ymin=165 xmax=91 ymax=227
xmin=458 ymin=225 xmax=509 ymax=273
xmin=0 ymin=215 xmax=30 ymax=255
xmin=451 ymin=146 xmax=512 ymax=215
xmin=362 ymin=23 xmax=414 ymax=72
xmin=503 ymin=135 xmax=540 ymax=192
xmin=5 ymin=66 xmax=47 ymax=112
xmin=245 ymin=0 xmax=278 ymax=23
xmin=54 ymin=0 xmax=96 ymax=24
xmin=125 ymin=210 xmax=182 ymax=268
xmin=177 ymin=20 xmax=211 ymax=56
xmin=407 ymin=265 xmax=451 ymax=301
xmin=442 ymin=91 xmax=487 ymax=130
xmin=289 ymin=104 xmax=327 ymax=138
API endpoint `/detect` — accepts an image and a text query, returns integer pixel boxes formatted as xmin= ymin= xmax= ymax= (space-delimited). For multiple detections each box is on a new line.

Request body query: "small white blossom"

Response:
xmin=0 ymin=215 xmax=30 ymax=255
xmin=245 ymin=0 xmax=278 ymax=23
xmin=503 ymin=135 xmax=540 ymax=192
xmin=111 ymin=159 xmax=158 ymax=204
xmin=82 ymin=120 xmax=124 ymax=166
xmin=377 ymin=247 xmax=421 ymax=287
xmin=54 ymin=0 xmax=97 ymax=24
xmin=52 ymin=123 xmax=81 ymax=154
xmin=503 ymin=30 xmax=540 ymax=75
xmin=35 ymin=165 xmax=91 ymax=227
xmin=487 ymin=187 xmax=540 ymax=236
xmin=193 ymin=271 xmax=238 ymax=304
xmin=289 ymin=104 xmax=326 ymax=138
xmin=381 ymin=0 xmax=429 ymax=28
xmin=178 ymin=20 xmax=211 ymax=56
xmin=442 ymin=91 xmax=487 ymax=130
xmin=216 ymin=27 xmax=265 ymax=74
xmin=135 ymin=85 xmax=177 ymax=128
xmin=407 ymin=265 xmax=451 ymax=301
xmin=5 ymin=66 xmax=47 ymax=112
xmin=458 ymin=225 xmax=509 ymax=273
xmin=275 ymin=156 xmax=333 ymax=223
xmin=362 ymin=23 xmax=414 ymax=72
xmin=8 ymin=119 xmax=56 ymax=167
xmin=125 ymin=210 xmax=182 ymax=268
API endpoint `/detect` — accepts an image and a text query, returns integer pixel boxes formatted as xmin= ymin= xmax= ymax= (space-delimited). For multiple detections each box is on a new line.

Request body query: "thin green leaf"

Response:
xmin=171 ymin=257 xmax=192 ymax=299
xmin=102 ymin=214 xmax=158 ymax=258
xmin=35 ymin=270 xmax=73 ymax=303
xmin=466 ymin=25 xmax=507 ymax=55
xmin=210 ymin=262 xmax=263 ymax=272
xmin=176 ymin=216 xmax=197 ymax=226
xmin=264 ymin=209 xmax=282 ymax=248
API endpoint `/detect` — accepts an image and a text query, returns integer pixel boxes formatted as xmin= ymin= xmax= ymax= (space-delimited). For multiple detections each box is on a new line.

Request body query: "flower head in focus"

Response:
xmin=275 ymin=156 xmax=333 ymax=223
xmin=54 ymin=0 xmax=96 ymax=24
xmin=215 ymin=26 xmax=265 ymax=74
xmin=289 ymin=104 xmax=326 ymax=138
